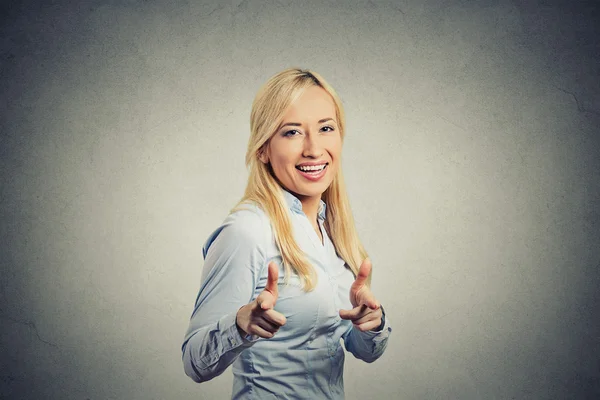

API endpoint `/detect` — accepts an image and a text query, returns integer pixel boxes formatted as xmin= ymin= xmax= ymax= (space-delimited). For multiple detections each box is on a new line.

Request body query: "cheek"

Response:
xmin=327 ymin=138 xmax=343 ymax=160
xmin=271 ymin=140 xmax=299 ymax=162
xmin=269 ymin=142 xmax=297 ymax=175
xmin=327 ymin=141 xmax=343 ymax=175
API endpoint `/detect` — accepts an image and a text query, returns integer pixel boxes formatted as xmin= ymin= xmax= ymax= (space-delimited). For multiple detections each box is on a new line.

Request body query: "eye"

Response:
xmin=283 ymin=129 xmax=300 ymax=137
xmin=321 ymin=125 xmax=335 ymax=132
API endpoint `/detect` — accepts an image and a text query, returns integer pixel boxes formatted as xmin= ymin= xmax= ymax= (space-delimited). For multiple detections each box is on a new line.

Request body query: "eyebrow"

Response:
xmin=279 ymin=118 xmax=336 ymax=129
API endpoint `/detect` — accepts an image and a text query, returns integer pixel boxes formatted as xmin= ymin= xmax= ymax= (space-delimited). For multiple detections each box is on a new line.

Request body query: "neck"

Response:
xmin=296 ymin=194 xmax=321 ymax=224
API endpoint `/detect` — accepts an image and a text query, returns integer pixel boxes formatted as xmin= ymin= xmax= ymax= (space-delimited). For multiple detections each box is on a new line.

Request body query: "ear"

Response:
xmin=258 ymin=145 xmax=269 ymax=164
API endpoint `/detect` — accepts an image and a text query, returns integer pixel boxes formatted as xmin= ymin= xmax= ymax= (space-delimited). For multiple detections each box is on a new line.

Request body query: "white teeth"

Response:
xmin=298 ymin=164 xmax=326 ymax=172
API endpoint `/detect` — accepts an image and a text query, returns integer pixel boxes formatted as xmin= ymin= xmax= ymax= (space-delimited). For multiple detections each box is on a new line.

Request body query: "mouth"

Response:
xmin=295 ymin=163 xmax=328 ymax=173
xmin=295 ymin=163 xmax=328 ymax=181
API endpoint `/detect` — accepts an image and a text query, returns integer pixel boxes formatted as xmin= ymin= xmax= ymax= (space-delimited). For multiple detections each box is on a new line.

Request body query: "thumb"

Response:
xmin=353 ymin=258 xmax=372 ymax=289
xmin=259 ymin=262 xmax=279 ymax=310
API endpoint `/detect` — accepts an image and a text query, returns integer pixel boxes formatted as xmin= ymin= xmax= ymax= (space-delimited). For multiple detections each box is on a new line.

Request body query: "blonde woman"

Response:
xmin=182 ymin=68 xmax=391 ymax=399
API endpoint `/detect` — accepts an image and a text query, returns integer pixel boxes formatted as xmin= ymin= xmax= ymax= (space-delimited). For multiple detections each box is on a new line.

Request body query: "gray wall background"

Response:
xmin=1 ymin=0 xmax=599 ymax=399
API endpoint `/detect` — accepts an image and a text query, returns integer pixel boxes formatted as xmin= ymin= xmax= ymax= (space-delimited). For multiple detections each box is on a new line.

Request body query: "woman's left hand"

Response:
xmin=339 ymin=258 xmax=383 ymax=332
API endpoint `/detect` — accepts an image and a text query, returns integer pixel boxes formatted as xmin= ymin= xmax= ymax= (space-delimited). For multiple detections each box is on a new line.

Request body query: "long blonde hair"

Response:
xmin=231 ymin=68 xmax=368 ymax=291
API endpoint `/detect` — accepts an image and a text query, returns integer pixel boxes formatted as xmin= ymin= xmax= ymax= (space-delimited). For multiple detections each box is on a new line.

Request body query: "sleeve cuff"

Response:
xmin=218 ymin=312 xmax=260 ymax=352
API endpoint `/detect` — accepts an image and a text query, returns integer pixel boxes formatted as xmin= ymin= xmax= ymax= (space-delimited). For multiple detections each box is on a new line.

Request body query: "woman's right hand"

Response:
xmin=236 ymin=262 xmax=287 ymax=339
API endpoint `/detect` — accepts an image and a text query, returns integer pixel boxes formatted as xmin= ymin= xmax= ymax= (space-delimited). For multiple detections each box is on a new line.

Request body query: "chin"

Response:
xmin=298 ymin=183 xmax=330 ymax=197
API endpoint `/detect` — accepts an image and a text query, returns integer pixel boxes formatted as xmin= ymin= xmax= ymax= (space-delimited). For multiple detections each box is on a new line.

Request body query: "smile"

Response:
xmin=295 ymin=163 xmax=328 ymax=181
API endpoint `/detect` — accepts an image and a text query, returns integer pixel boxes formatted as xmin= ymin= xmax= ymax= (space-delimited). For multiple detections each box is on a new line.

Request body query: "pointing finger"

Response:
xmin=256 ymin=290 xmax=273 ymax=310
xmin=359 ymin=289 xmax=380 ymax=310
xmin=262 ymin=309 xmax=287 ymax=327
xmin=339 ymin=305 xmax=368 ymax=321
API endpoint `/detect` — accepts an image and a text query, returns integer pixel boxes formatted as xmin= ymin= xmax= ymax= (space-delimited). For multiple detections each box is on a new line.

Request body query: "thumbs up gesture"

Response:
xmin=236 ymin=262 xmax=287 ymax=339
xmin=339 ymin=258 xmax=383 ymax=332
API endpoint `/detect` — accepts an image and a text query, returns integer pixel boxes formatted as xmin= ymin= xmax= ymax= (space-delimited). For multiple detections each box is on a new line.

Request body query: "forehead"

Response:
xmin=281 ymin=86 xmax=336 ymax=122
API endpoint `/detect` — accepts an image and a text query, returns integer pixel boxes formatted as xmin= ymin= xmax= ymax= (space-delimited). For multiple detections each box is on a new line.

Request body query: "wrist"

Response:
xmin=235 ymin=305 xmax=249 ymax=337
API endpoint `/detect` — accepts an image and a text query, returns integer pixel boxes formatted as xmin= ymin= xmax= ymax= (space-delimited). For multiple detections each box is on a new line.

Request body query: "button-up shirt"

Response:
xmin=182 ymin=189 xmax=392 ymax=399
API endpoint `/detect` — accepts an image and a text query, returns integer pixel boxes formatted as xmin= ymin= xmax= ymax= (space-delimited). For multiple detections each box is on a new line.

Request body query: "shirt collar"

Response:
xmin=281 ymin=188 xmax=327 ymax=221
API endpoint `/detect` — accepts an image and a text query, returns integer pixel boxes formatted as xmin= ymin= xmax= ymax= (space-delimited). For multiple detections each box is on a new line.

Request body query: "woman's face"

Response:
xmin=260 ymin=85 xmax=342 ymax=204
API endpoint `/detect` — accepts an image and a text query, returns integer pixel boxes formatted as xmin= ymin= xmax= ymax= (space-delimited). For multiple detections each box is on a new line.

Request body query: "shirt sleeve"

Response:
xmin=342 ymin=310 xmax=392 ymax=363
xmin=181 ymin=208 xmax=268 ymax=383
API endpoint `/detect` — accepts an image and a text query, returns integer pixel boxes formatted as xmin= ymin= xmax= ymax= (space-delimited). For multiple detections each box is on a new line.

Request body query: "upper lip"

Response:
xmin=296 ymin=161 xmax=328 ymax=167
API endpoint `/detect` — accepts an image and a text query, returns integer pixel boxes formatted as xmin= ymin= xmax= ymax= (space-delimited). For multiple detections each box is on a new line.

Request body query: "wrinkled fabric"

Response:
xmin=182 ymin=189 xmax=392 ymax=399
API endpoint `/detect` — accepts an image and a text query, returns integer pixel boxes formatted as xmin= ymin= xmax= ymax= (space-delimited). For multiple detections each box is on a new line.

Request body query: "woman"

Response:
xmin=182 ymin=68 xmax=391 ymax=399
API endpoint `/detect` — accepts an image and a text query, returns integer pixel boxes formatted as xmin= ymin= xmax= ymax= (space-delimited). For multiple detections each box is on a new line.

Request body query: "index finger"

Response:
xmin=339 ymin=304 xmax=368 ymax=320
xmin=262 ymin=308 xmax=287 ymax=327
xmin=360 ymin=289 xmax=380 ymax=310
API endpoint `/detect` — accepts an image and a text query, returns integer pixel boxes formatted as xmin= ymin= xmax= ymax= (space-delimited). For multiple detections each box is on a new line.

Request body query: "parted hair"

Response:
xmin=231 ymin=68 xmax=369 ymax=291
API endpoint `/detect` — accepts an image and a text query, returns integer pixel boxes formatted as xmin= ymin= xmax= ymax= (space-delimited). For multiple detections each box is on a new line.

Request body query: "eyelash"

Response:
xmin=283 ymin=126 xmax=335 ymax=137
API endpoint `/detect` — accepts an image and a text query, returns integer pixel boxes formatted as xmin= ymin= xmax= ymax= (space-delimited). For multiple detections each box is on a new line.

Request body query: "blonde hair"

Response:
xmin=231 ymin=68 xmax=369 ymax=291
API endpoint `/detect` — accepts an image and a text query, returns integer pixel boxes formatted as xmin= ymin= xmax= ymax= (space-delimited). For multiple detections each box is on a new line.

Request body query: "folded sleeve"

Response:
xmin=342 ymin=311 xmax=392 ymax=363
xmin=181 ymin=208 xmax=268 ymax=383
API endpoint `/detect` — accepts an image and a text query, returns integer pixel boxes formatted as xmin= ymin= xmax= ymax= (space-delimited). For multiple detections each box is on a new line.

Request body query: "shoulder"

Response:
xmin=226 ymin=202 xmax=269 ymax=229
xmin=202 ymin=202 xmax=272 ymax=257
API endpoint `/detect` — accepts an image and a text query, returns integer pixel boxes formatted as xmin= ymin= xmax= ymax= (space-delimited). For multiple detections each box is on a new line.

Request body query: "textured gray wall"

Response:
xmin=1 ymin=1 xmax=599 ymax=399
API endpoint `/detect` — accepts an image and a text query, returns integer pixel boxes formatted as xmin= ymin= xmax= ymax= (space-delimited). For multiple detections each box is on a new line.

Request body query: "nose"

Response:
xmin=302 ymin=133 xmax=323 ymax=158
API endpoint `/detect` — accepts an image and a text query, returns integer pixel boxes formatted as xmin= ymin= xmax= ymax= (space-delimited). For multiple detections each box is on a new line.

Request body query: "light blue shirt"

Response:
xmin=182 ymin=189 xmax=392 ymax=399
